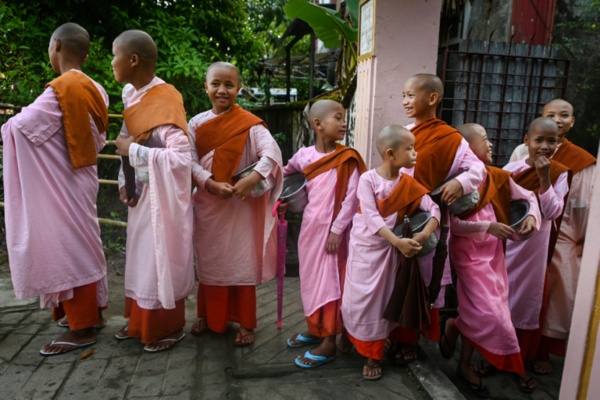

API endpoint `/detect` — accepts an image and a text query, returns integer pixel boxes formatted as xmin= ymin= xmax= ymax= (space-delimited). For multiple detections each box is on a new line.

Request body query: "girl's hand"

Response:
xmin=206 ymin=178 xmax=234 ymax=199
xmin=440 ymin=179 xmax=464 ymax=205
xmin=326 ymin=232 xmax=341 ymax=254
xmin=115 ymin=135 xmax=135 ymax=156
xmin=518 ymin=215 xmax=536 ymax=237
xmin=487 ymin=222 xmax=515 ymax=240
xmin=119 ymin=186 xmax=138 ymax=207
xmin=412 ymin=231 xmax=429 ymax=245
xmin=395 ymin=238 xmax=422 ymax=258
xmin=233 ymin=171 xmax=263 ymax=200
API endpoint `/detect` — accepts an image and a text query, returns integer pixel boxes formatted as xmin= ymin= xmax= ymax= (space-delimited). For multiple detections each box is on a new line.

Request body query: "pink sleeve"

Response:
xmin=509 ymin=178 xmax=541 ymax=230
xmin=449 ymin=214 xmax=490 ymax=238
xmin=419 ymin=194 xmax=440 ymax=223
xmin=357 ymin=175 xmax=387 ymax=235
xmin=251 ymin=124 xmax=282 ymax=179
xmin=451 ymin=140 xmax=486 ymax=195
xmin=331 ymin=168 xmax=360 ymax=235
xmin=9 ymin=87 xmax=63 ymax=146
xmin=188 ymin=118 xmax=212 ymax=187
xmin=539 ymin=171 xmax=569 ymax=220
xmin=283 ymin=151 xmax=303 ymax=176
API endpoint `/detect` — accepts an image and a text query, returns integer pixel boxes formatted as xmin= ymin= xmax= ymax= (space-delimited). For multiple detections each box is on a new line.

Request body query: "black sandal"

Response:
xmin=473 ymin=360 xmax=498 ymax=377
xmin=459 ymin=372 xmax=490 ymax=398
xmin=511 ymin=373 xmax=536 ymax=394
xmin=393 ymin=346 xmax=418 ymax=366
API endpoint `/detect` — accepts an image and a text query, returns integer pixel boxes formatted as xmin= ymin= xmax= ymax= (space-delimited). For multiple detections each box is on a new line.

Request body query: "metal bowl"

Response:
xmin=392 ymin=211 xmax=439 ymax=256
xmin=509 ymin=200 xmax=533 ymax=241
xmin=431 ymin=168 xmax=479 ymax=214
xmin=280 ymin=173 xmax=308 ymax=213
xmin=232 ymin=162 xmax=267 ymax=197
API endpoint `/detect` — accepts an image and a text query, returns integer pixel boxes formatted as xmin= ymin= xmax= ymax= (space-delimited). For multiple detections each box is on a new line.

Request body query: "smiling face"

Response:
xmin=111 ymin=40 xmax=133 ymax=84
xmin=542 ymin=100 xmax=575 ymax=143
xmin=205 ymin=65 xmax=240 ymax=114
xmin=313 ymin=102 xmax=347 ymax=143
xmin=468 ymin=125 xmax=493 ymax=164
xmin=525 ymin=123 xmax=559 ymax=162
xmin=402 ymin=77 xmax=438 ymax=121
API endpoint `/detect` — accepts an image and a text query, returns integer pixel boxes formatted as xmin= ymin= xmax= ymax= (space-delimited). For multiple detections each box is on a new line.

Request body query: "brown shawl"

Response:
xmin=46 ymin=70 xmax=108 ymax=169
xmin=376 ymin=174 xmax=430 ymax=227
xmin=552 ymin=138 xmax=596 ymax=175
xmin=458 ymin=166 xmax=512 ymax=225
xmin=194 ymin=105 xmax=265 ymax=183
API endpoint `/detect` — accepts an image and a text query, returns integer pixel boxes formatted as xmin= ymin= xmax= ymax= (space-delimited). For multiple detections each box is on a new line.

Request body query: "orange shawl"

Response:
xmin=376 ymin=174 xmax=429 ymax=228
xmin=46 ymin=70 xmax=108 ymax=169
xmin=302 ymin=144 xmax=366 ymax=222
xmin=123 ymin=83 xmax=188 ymax=145
xmin=411 ymin=118 xmax=463 ymax=191
xmin=195 ymin=105 xmax=265 ymax=183
xmin=458 ymin=166 xmax=512 ymax=225
xmin=552 ymin=139 xmax=596 ymax=175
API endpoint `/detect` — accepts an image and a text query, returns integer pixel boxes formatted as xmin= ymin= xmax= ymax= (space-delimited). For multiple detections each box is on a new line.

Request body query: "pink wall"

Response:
xmin=354 ymin=0 xmax=442 ymax=167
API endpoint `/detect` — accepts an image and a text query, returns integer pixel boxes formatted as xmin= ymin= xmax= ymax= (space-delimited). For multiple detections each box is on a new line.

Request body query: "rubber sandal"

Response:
xmin=143 ymin=332 xmax=185 ymax=353
xmin=286 ymin=332 xmax=322 ymax=348
xmin=393 ymin=346 xmax=419 ymax=366
xmin=233 ymin=330 xmax=255 ymax=347
xmin=40 ymin=339 xmax=96 ymax=356
xmin=532 ymin=360 xmax=554 ymax=375
xmin=58 ymin=318 xmax=107 ymax=330
xmin=473 ymin=360 xmax=497 ymax=377
xmin=114 ymin=326 xmax=131 ymax=340
xmin=294 ymin=350 xmax=335 ymax=368
xmin=511 ymin=373 xmax=537 ymax=394
xmin=363 ymin=362 xmax=383 ymax=380
xmin=191 ymin=319 xmax=208 ymax=336
xmin=458 ymin=372 xmax=490 ymax=398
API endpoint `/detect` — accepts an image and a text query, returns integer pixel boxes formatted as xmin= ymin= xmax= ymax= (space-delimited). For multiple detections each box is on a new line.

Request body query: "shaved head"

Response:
xmin=52 ymin=22 xmax=90 ymax=61
xmin=543 ymin=99 xmax=573 ymax=115
xmin=376 ymin=125 xmax=414 ymax=156
xmin=408 ymin=73 xmax=444 ymax=99
xmin=309 ymin=99 xmax=344 ymax=122
xmin=114 ymin=30 xmax=158 ymax=67
xmin=456 ymin=123 xmax=486 ymax=144
xmin=528 ymin=117 xmax=558 ymax=135
xmin=206 ymin=61 xmax=239 ymax=81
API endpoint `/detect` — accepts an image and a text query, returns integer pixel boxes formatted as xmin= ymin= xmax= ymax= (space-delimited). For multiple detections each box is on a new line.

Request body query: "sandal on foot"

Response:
xmin=144 ymin=332 xmax=185 ymax=353
xmin=40 ymin=339 xmax=96 ymax=357
xmin=458 ymin=372 xmax=490 ymax=398
xmin=363 ymin=362 xmax=383 ymax=380
xmin=532 ymin=359 xmax=554 ymax=375
xmin=511 ymin=373 xmax=537 ymax=394
xmin=233 ymin=329 xmax=255 ymax=347
xmin=294 ymin=350 xmax=335 ymax=368
xmin=115 ymin=326 xmax=131 ymax=341
xmin=58 ymin=317 xmax=106 ymax=330
xmin=191 ymin=319 xmax=208 ymax=336
xmin=473 ymin=360 xmax=498 ymax=377
xmin=439 ymin=315 xmax=456 ymax=359
xmin=393 ymin=346 xmax=418 ymax=366
xmin=287 ymin=332 xmax=322 ymax=348
xmin=384 ymin=338 xmax=398 ymax=355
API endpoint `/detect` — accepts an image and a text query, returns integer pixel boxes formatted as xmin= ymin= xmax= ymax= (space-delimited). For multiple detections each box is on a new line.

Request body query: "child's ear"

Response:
xmin=524 ymin=134 xmax=530 ymax=146
xmin=313 ymin=118 xmax=322 ymax=130
xmin=204 ymin=81 xmax=209 ymax=92
xmin=386 ymin=148 xmax=395 ymax=159
xmin=82 ymin=54 xmax=89 ymax=64
xmin=570 ymin=116 xmax=575 ymax=128
xmin=428 ymin=92 xmax=439 ymax=106
xmin=54 ymin=38 xmax=62 ymax=52
xmin=130 ymin=53 xmax=139 ymax=67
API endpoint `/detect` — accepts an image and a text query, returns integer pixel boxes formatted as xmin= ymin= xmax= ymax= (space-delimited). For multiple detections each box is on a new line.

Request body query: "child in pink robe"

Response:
xmin=504 ymin=117 xmax=571 ymax=393
xmin=439 ymin=123 xmax=540 ymax=397
xmin=282 ymin=100 xmax=366 ymax=369
xmin=113 ymin=30 xmax=194 ymax=353
xmin=1 ymin=23 xmax=109 ymax=356
xmin=188 ymin=62 xmax=283 ymax=347
xmin=342 ymin=125 xmax=440 ymax=380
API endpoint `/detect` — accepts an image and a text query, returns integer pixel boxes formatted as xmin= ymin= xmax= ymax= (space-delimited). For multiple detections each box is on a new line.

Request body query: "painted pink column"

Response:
xmin=560 ymin=150 xmax=600 ymax=399
xmin=354 ymin=0 xmax=442 ymax=167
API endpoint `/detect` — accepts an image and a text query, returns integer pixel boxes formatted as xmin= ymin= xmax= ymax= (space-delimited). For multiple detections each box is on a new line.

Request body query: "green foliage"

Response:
xmin=284 ymin=0 xmax=357 ymax=49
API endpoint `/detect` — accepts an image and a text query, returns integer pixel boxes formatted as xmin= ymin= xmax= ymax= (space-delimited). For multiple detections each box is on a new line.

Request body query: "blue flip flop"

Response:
xmin=287 ymin=332 xmax=322 ymax=348
xmin=294 ymin=350 xmax=335 ymax=368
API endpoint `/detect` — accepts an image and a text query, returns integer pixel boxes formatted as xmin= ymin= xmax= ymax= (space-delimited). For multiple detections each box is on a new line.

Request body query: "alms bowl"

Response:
xmin=509 ymin=200 xmax=533 ymax=241
xmin=232 ymin=162 xmax=267 ymax=197
xmin=392 ymin=211 xmax=439 ymax=256
xmin=280 ymin=173 xmax=308 ymax=213
xmin=431 ymin=168 xmax=480 ymax=215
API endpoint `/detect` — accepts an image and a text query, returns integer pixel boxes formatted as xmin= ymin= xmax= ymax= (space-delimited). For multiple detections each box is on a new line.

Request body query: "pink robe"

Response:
xmin=1 ymin=70 xmax=108 ymax=308
xmin=188 ymin=109 xmax=282 ymax=286
xmin=118 ymin=77 xmax=194 ymax=310
xmin=450 ymin=177 xmax=541 ymax=357
xmin=402 ymin=138 xmax=486 ymax=306
xmin=342 ymin=170 xmax=440 ymax=341
xmin=504 ymin=160 xmax=569 ymax=329
xmin=283 ymin=146 xmax=360 ymax=316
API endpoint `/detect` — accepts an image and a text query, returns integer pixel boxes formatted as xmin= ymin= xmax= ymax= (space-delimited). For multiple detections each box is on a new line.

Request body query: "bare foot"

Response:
xmin=439 ymin=317 xmax=458 ymax=359
xmin=233 ymin=326 xmax=255 ymax=347
xmin=337 ymin=332 xmax=353 ymax=354
xmin=513 ymin=372 xmax=537 ymax=393
xmin=144 ymin=330 xmax=185 ymax=353
xmin=114 ymin=325 xmax=131 ymax=340
xmin=363 ymin=358 xmax=383 ymax=380
xmin=40 ymin=328 xmax=96 ymax=356
xmin=394 ymin=344 xmax=418 ymax=365
xmin=191 ymin=318 xmax=209 ymax=336
xmin=533 ymin=359 xmax=554 ymax=375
